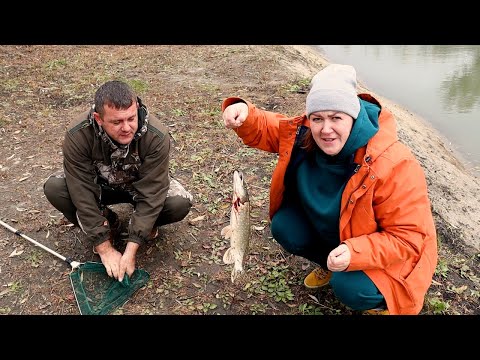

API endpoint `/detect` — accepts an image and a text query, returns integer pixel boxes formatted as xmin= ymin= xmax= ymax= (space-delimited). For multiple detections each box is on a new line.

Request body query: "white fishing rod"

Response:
xmin=0 ymin=219 xmax=82 ymax=270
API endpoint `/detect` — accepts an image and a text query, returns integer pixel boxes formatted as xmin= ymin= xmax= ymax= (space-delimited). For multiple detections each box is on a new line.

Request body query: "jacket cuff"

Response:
xmin=92 ymin=234 xmax=112 ymax=248
xmin=128 ymin=233 xmax=145 ymax=246
xmin=221 ymin=97 xmax=247 ymax=111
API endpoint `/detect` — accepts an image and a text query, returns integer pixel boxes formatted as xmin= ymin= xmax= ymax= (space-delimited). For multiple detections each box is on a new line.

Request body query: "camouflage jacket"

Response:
xmin=62 ymin=100 xmax=170 ymax=246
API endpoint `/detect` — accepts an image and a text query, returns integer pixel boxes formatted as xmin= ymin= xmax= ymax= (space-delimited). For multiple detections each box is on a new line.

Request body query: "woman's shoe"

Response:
xmin=303 ymin=268 xmax=332 ymax=289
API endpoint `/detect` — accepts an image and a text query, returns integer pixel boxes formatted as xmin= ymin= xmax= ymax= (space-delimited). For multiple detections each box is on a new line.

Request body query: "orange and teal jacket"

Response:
xmin=222 ymin=94 xmax=438 ymax=315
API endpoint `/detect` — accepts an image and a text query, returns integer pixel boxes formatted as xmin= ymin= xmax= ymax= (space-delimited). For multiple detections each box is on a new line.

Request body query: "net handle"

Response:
xmin=0 ymin=219 xmax=82 ymax=269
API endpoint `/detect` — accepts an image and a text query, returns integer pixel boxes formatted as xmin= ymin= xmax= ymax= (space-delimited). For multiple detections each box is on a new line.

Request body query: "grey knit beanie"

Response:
xmin=306 ymin=64 xmax=360 ymax=119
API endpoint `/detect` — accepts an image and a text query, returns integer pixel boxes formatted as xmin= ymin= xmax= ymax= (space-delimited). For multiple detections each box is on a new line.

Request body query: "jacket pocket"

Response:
xmin=400 ymin=254 xmax=434 ymax=306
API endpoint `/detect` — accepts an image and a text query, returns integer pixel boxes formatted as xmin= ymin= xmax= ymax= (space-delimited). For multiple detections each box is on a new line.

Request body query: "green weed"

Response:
xmin=198 ymin=302 xmax=217 ymax=313
xmin=45 ymin=59 xmax=67 ymax=70
xmin=172 ymin=108 xmax=186 ymax=117
xmin=26 ymin=250 xmax=43 ymax=268
xmin=284 ymin=77 xmax=310 ymax=93
xmin=250 ymin=303 xmax=268 ymax=314
xmin=435 ymin=258 xmax=449 ymax=278
xmin=299 ymin=303 xmax=324 ymax=315
xmin=427 ymin=297 xmax=450 ymax=314
xmin=127 ymin=79 xmax=148 ymax=94
xmin=248 ymin=264 xmax=295 ymax=303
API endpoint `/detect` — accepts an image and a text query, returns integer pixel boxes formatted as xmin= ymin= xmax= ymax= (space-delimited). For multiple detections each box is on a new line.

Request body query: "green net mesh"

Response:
xmin=69 ymin=261 xmax=150 ymax=315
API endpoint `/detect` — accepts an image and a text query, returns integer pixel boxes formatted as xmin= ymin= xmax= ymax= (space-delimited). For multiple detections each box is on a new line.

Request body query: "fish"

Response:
xmin=221 ymin=170 xmax=251 ymax=283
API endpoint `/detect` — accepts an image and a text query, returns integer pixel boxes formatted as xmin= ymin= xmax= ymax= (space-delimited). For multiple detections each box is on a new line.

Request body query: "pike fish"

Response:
xmin=221 ymin=170 xmax=251 ymax=283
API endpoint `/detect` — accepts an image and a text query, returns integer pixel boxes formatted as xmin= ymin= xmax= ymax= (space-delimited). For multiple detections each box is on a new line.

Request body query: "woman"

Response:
xmin=221 ymin=64 xmax=438 ymax=315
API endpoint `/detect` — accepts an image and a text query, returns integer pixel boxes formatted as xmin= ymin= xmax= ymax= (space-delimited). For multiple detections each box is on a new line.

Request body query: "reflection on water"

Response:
xmin=315 ymin=45 xmax=480 ymax=176
xmin=441 ymin=50 xmax=480 ymax=114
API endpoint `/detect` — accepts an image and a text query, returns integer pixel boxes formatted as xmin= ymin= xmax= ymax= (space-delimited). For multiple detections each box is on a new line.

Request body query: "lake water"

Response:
xmin=314 ymin=45 xmax=480 ymax=177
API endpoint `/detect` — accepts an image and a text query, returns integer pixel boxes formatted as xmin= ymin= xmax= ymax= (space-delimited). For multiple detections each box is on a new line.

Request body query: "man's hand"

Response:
xmin=119 ymin=241 xmax=140 ymax=282
xmin=223 ymin=102 xmax=248 ymax=129
xmin=95 ymin=241 xmax=123 ymax=279
xmin=327 ymin=243 xmax=351 ymax=272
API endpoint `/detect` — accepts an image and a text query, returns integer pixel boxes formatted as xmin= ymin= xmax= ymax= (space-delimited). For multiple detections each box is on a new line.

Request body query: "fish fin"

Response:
xmin=223 ymin=247 xmax=235 ymax=264
xmin=221 ymin=225 xmax=232 ymax=239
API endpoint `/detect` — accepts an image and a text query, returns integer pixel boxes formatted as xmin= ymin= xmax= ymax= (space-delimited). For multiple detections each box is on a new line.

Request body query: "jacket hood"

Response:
xmin=358 ymin=93 xmax=398 ymax=163
xmin=336 ymin=97 xmax=379 ymax=161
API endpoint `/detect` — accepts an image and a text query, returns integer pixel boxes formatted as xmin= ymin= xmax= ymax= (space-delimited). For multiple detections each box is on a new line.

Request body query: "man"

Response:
xmin=44 ymin=80 xmax=193 ymax=282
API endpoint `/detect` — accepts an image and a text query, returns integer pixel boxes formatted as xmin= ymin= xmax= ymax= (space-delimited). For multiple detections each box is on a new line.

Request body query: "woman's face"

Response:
xmin=309 ymin=110 xmax=354 ymax=156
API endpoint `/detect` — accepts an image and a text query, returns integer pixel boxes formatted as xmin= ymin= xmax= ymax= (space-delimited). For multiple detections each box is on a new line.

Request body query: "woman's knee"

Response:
xmin=271 ymin=213 xmax=310 ymax=255
xmin=330 ymin=271 xmax=385 ymax=311
xmin=271 ymin=215 xmax=293 ymax=250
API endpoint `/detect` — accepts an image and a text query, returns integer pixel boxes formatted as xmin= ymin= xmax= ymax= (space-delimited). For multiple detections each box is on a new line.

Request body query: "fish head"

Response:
xmin=233 ymin=170 xmax=249 ymax=205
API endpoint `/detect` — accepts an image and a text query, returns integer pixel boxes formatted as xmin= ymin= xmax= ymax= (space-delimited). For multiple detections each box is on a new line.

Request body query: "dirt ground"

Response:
xmin=0 ymin=45 xmax=478 ymax=315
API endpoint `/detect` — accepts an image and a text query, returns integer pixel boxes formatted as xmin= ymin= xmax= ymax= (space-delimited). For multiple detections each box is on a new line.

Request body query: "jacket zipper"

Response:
xmin=340 ymin=157 xmax=371 ymax=217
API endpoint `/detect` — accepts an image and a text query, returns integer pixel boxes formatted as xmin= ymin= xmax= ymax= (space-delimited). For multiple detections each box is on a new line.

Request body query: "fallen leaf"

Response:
xmin=38 ymin=302 xmax=51 ymax=310
xmin=9 ymin=249 xmax=24 ymax=257
xmin=450 ymin=285 xmax=468 ymax=294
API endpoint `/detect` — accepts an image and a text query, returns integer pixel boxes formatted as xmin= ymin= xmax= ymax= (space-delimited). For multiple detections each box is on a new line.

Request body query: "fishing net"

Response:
xmin=0 ymin=219 xmax=150 ymax=315
xmin=69 ymin=261 xmax=150 ymax=315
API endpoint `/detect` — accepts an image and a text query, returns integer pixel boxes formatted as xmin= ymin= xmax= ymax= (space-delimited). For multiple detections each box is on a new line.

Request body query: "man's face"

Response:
xmin=94 ymin=102 xmax=139 ymax=145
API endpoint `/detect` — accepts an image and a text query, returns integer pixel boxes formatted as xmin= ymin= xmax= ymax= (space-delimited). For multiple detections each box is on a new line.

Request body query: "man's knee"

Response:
xmin=44 ymin=175 xmax=66 ymax=204
xmin=163 ymin=195 xmax=192 ymax=223
xmin=43 ymin=175 xmax=77 ymax=224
